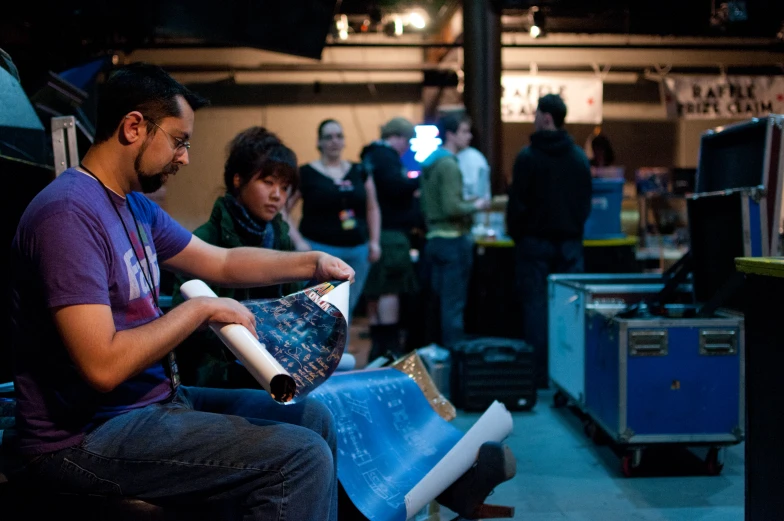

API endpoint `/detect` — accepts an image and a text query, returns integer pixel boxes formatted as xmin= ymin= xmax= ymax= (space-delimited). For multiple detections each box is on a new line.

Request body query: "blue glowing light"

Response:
xmin=410 ymin=125 xmax=442 ymax=162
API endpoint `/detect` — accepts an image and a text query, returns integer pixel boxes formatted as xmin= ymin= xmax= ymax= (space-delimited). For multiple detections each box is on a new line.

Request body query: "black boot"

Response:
xmin=368 ymin=323 xmax=402 ymax=363
xmin=436 ymin=441 xmax=517 ymax=519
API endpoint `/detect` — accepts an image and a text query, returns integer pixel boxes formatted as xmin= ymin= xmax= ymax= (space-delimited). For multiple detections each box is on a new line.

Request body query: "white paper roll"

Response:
xmin=179 ymin=279 xmax=296 ymax=402
xmin=319 ymin=280 xmax=350 ymax=325
xmin=403 ymin=400 xmax=514 ymax=518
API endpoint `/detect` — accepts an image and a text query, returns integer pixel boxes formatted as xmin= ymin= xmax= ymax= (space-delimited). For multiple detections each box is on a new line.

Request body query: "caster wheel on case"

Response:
xmin=583 ymin=420 xmax=608 ymax=445
xmin=583 ymin=419 xmax=596 ymax=439
xmin=705 ymin=447 xmax=724 ymax=476
xmin=621 ymin=449 xmax=642 ymax=477
xmin=553 ymin=391 xmax=568 ymax=408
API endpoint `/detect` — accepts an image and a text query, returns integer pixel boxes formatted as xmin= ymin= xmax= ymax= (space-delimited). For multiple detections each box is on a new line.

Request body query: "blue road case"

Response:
xmin=548 ymin=273 xmax=693 ymax=406
xmin=583 ymin=308 xmax=743 ymax=476
xmin=548 ymin=184 xmax=762 ymax=477
xmin=545 ymin=115 xmax=781 ymax=476
xmin=548 ymin=271 xmax=745 ymax=477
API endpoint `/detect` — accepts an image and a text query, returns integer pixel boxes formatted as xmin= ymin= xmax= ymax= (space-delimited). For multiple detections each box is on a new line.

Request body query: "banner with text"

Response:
xmin=501 ymin=75 xmax=603 ymax=124
xmin=664 ymin=75 xmax=784 ymax=119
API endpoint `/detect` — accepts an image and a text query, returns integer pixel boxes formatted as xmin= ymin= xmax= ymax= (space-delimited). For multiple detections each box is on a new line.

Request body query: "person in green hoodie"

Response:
xmin=171 ymin=126 xmax=305 ymax=387
xmin=420 ymin=113 xmax=489 ymax=349
xmin=505 ymin=94 xmax=592 ymax=389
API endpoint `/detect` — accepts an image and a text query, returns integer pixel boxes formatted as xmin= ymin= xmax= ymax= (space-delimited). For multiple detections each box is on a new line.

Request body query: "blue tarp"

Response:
xmin=0 ymin=67 xmax=44 ymax=130
xmin=58 ymin=58 xmax=110 ymax=92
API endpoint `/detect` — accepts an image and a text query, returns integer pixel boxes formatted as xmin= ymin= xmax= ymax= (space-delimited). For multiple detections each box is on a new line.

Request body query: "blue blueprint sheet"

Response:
xmin=241 ymin=281 xmax=348 ymax=403
xmin=311 ymin=368 xmax=463 ymax=521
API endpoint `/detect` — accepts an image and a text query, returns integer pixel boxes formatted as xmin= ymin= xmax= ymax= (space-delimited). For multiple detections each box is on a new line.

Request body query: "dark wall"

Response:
xmin=499 ymin=121 xmax=677 ymax=194
xmin=497 ymin=78 xmax=675 ymax=194
xmin=500 ymin=0 xmax=784 ymax=38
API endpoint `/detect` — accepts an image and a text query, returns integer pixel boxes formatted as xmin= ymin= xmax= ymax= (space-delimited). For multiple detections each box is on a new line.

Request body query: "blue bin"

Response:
xmin=584 ymin=178 xmax=625 ymax=239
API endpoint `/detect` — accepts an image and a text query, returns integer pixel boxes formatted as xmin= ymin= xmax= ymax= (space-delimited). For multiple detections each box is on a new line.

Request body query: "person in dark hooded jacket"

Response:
xmin=360 ymin=117 xmax=422 ymax=361
xmin=505 ymin=93 xmax=592 ymax=389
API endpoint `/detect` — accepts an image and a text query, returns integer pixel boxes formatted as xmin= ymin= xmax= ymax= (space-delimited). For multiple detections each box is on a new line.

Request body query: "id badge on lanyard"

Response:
xmin=165 ymin=351 xmax=180 ymax=390
xmin=336 ymin=179 xmax=357 ymax=230
xmin=339 ymin=209 xmax=357 ymax=230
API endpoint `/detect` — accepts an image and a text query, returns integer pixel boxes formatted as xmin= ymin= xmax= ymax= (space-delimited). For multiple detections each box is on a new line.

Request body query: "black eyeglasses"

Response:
xmin=149 ymin=120 xmax=191 ymax=153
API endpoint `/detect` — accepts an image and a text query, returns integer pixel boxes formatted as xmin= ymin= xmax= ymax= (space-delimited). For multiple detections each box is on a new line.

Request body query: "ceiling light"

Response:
xmin=409 ymin=10 xmax=427 ymax=29
xmin=335 ymin=14 xmax=349 ymax=40
xmin=528 ymin=6 xmax=545 ymax=38
xmin=394 ymin=16 xmax=404 ymax=36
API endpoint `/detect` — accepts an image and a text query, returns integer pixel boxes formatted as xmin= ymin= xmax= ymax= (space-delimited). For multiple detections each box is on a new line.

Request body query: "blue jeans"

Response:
xmin=515 ymin=236 xmax=584 ymax=387
xmin=307 ymin=239 xmax=370 ymax=320
xmin=20 ymin=386 xmax=337 ymax=521
xmin=423 ymin=235 xmax=474 ymax=349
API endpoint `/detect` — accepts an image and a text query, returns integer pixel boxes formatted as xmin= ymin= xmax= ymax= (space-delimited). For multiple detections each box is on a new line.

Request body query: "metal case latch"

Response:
xmin=699 ymin=330 xmax=737 ymax=355
xmin=629 ymin=330 xmax=668 ymax=356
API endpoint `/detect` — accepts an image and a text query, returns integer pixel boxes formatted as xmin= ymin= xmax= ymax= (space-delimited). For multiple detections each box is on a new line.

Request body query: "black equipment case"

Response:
xmin=450 ymin=337 xmax=536 ymax=412
xmin=696 ymin=114 xmax=783 ymax=255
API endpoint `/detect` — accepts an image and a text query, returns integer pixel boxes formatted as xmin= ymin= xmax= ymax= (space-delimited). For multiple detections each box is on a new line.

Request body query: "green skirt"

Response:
xmin=363 ymin=230 xmax=419 ymax=297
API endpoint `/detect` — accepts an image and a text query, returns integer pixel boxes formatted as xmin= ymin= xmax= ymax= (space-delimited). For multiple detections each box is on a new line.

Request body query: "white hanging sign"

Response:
xmin=500 ymin=75 xmax=603 ymax=124
xmin=663 ymin=75 xmax=784 ymax=119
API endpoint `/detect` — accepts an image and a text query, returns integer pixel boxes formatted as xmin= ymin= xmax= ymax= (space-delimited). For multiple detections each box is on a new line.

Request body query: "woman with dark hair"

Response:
xmin=288 ymin=119 xmax=381 ymax=322
xmin=172 ymin=126 xmax=305 ymax=387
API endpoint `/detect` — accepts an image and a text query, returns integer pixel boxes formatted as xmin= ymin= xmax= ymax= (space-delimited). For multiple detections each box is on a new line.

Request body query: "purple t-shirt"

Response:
xmin=10 ymin=168 xmax=192 ymax=455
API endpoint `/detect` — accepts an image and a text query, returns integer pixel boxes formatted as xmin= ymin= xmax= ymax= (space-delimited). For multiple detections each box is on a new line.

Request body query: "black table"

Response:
xmin=465 ymin=237 xmax=641 ymax=338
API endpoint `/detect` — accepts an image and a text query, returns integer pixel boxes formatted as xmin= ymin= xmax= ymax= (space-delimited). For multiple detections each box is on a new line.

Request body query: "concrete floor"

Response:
xmin=348 ymin=318 xmax=745 ymax=521
xmin=438 ymin=391 xmax=744 ymax=521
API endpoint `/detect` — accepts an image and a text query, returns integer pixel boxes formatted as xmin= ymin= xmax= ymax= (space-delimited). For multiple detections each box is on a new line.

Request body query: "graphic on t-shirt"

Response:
xmin=121 ymin=211 xmax=160 ymax=304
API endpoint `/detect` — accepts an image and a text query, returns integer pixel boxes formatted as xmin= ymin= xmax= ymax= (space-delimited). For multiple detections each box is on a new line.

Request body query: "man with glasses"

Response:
xmin=9 ymin=62 xmax=353 ymax=520
xmin=150 ymin=119 xmax=191 ymax=151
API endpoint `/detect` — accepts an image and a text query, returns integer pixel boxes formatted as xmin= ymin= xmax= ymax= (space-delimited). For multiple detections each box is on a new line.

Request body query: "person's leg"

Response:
xmin=186 ymin=386 xmax=338 ymax=520
xmin=431 ymin=236 xmax=474 ymax=350
xmin=557 ymin=239 xmax=585 ymax=274
xmin=426 ymin=238 xmax=447 ymax=347
xmin=24 ymin=387 xmax=337 ymax=521
xmin=446 ymin=235 xmax=474 ymax=348
xmin=367 ymin=293 xmax=402 ymax=361
xmin=418 ymin=239 xmax=441 ymax=347
xmin=516 ymin=237 xmax=554 ymax=389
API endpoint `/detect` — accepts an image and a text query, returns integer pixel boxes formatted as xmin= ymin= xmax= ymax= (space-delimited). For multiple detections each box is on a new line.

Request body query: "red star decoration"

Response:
xmin=777 ymin=93 xmax=784 ymax=102
xmin=587 ymin=98 xmax=594 ymax=105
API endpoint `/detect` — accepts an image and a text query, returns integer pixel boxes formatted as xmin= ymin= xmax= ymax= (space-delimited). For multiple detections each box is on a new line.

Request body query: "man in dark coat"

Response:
xmin=506 ymin=93 xmax=592 ymax=389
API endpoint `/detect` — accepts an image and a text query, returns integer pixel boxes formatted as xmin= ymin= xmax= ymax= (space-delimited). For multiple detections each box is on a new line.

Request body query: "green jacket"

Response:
xmin=420 ymin=148 xmax=477 ymax=238
xmin=171 ymin=196 xmax=304 ymax=387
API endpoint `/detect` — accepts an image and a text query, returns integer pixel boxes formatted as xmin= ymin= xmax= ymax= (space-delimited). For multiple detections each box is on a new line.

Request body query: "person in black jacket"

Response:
xmin=506 ymin=93 xmax=592 ymax=389
xmin=360 ymin=117 xmax=422 ymax=360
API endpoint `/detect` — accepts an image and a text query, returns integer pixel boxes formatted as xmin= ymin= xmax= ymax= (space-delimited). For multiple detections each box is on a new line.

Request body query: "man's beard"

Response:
xmin=134 ymin=145 xmax=178 ymax=193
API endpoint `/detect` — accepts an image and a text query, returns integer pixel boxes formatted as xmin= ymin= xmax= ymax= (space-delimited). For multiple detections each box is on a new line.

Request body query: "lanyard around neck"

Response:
xmin=79 ymin=164 xmax=161 ymax=311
